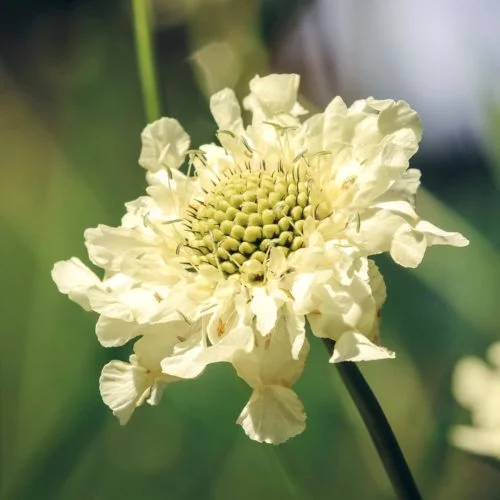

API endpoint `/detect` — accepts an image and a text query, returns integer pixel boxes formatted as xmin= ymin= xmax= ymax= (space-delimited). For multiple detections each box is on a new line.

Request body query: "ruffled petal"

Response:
xmin=134 ymin=325 xmax=187 ymax=370
xmin=303 ymin=263 xmax=378 ymax=342
xmin=86 ymin=281 xmax=159 ymax=323
xmin=237 ymin=385 xmax=306 ymax=444
xmin=210 ymin=88 xmax=243 ymax=134
xmin=390 ymin=224 xmax=427 ymax=268
xmin=452 ymin=357 xmax=491 ymax=409
xmin=243 ymin=74 xmax=305 ymax=121
xmin=450 ymin=426 xmax=500 ymax=460
xmin=139 ymin=117 xmax=190 ymax=172
xmin=233 ymin=314 xmax=310 ymax=389
xmin=51 ymin=257 xmax=100 ymax=310
xmin=371 ymin=98 xmax=423 ymax=155
xmin=161 ymin=325 xmax=254 ymax=379
xmin=415 ymin=220 xmax=469 ymax=248
xmin=95 ymin=315 xmax=142 ymax=347
xmin=329 ymin=332 xmax=395 ymax=363
xmin=99 ymin=360 xmax=152 ymax=425
xmin=250 ymin=287 xmax=279 ymax=335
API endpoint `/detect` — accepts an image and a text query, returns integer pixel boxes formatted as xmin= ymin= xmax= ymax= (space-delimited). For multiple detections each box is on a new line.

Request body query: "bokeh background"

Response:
xmin=2 ymin=0 xmax=500 ymax=498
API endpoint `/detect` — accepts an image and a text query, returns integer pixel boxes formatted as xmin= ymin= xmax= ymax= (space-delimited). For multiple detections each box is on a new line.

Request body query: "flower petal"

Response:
xmin=139 ymin=117 xmax=190 ymax=172
xmin=95 ymin=315 xmax=142 ymax=347
xmin=161 ymin=325 xmax=253 ymax=379
xmin=233 ymin=315 xmax=310 ymax=389
xmin=450 ymin=426 xmax=500 ymax=460
xmin=373 ymin=98 xmax=423 ymax=155
xmin=210 ymin=88 xmax=243 ymax=133
xmin=415 ymin=220 xmax=469 ymax=248
xmin=243 ymin=74 xmax=304 ymax=120
xmin=84 ymin=224 xmax=159 ymax=272
xmin=329 ymin=332 xmax=395 ymax=363
xmin=51 ymin=257 xmax=100 ymax=310
xmin=134 ymin=325 xmax=187 ymax=370
xmin=99 ymin=360 xmax=152 ymax=425
xmin=452 ymin=357 xmax=491 ymax=409
xmin=250 ymin=287 xmax=279 ymax=335
xmin=390 ymin=224 xmax=427 ymax=268
xmin=237 ymin=385 xmax=306 ymax=444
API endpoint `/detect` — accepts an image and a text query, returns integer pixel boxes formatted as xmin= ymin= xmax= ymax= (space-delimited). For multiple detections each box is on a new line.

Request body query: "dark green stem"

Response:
xmin=323 ymin=338 xmax=422 ymax=500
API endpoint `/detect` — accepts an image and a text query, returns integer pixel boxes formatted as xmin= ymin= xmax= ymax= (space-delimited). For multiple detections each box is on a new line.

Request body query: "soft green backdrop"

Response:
xmin=2 ymin=1 xmax=500 ymax=499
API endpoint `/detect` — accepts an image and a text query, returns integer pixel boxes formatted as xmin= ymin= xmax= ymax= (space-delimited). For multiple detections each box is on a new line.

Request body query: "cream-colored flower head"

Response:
xmin=52 ymin=74 xmax=468 ymax=444
xmin=451 ymin=343 xmax=500 ymax=459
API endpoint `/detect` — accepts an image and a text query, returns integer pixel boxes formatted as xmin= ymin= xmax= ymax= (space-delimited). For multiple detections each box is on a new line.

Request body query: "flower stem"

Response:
xmin=323 ymin=338 xmax=422 ymax=500
xmin=131 ymin=0 xmax=161 ymax=123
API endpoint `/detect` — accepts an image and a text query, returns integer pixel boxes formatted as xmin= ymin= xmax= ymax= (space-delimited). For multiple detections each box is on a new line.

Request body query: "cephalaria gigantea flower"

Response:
xmin=52 ymin=74 xmax=468 ymax=443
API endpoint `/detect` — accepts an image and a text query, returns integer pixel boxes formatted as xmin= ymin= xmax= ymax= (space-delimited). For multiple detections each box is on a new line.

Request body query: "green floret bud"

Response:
xmin=241 ymin=201 xmax=258 ymax=214
xmin=277 ymin=231 xmax=293 ymax=246
xmin=230 ymin=252 xmax=246 ymax=266
xmin=244 ymin=226 xmax=262 ymax=242
xmin=216 ymin=247 xmax=230 ymax=260
xmin=274 ymin=202 xmax=290 ymax=219
xmin=297 ymin=192 xmax=308 ymax=208
xmin=259 ymin=239 xmax=273 ymax=252
xmin=258 ymin=199 xmax=272 ymax=212
xmin=239 ymin=241 xmax=257 ymax=255
xmin=243 ymin=191 xmax=257 ymax=202
xmin=197 ymin=206 xmax=212 ymax=219
xmin=315 ymin=201 xmax=331 ymax=219
xmin=291 ymin=206 xmax=303 ymax=221
xmin=220 ymin=220 xmax=233 ymax=235
xmin=262 ymin=224 xmax=280 ymax=239
xmin=221 ymin=261 xmax=237 ymax=274
xmin=226 ymin=206 xmax=238 ymax=220
xmin=303 ymin=205 xmax=313 ymax=218
xmin=221 ymin=236 xmax=240 ymax=252
xmin=275 ymin=182 xmax=287 ymax=196
xmin=261 ymin=179 xmax=275 ymax=192
xmin=248 ymin=213 xmax=262 ymax=226
xmin=202 ymin=236 xmax=215 ymax=251
xmin=290 ymin=236 xmax=304 ymax=251
xmin=298 ymin=181 xmax=308 ymax=192
xmin=262 ymin=209 xmax=275 ymax=225
xmin=278 ymin=217 xmax=291 ymax=232
xmin=268 ymin=192 xmax=282 ymax=206
xmin=278 ymin=246 xmax=290 ymax=257
xmin=252 ymin=251 xmax=267 ymax=263
xmin=285 ymin=194 xmax=296 ymax=207
xmin=230 ymin=194 xmax=244 ymax=207
xmin=214 ymin=210 xmax=226 ymax=223
xmin=206 ymin=254 xmax=217 ymax=266
xmin=234 ymin=212 xmax=249 ymax=226
xmin=294 ymin=219 xmax=304 ymax=234
xmin=215 ymin=199 xmax=229 ymax=212
xmin=212 ymin=229 xmax=224 ymax=242
xmin=230 ymin=224 xmax=245 ymax=240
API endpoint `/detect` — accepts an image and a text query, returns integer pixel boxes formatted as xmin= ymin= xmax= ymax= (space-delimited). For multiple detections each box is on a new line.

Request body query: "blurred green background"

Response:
xmin=2 ymin=1 xmax=500 ymax=498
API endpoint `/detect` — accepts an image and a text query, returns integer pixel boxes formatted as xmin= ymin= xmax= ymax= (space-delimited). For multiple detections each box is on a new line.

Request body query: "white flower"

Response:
xmin=52 ymin=73 xmax=468 ymax=443
xmin=451 ymin=343 xmax=500 ymax=460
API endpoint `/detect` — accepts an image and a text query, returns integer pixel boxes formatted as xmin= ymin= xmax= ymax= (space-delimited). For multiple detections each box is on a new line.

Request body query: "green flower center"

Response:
xmin=185 ymin=167 xmax=312 ymax=277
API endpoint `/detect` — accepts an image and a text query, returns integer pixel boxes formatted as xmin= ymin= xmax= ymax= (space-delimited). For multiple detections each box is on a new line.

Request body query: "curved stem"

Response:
xmin=131 ymin=0 xmax=161 ymax=122
xmin=323 ymin=338 xmax=422 ymax=500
